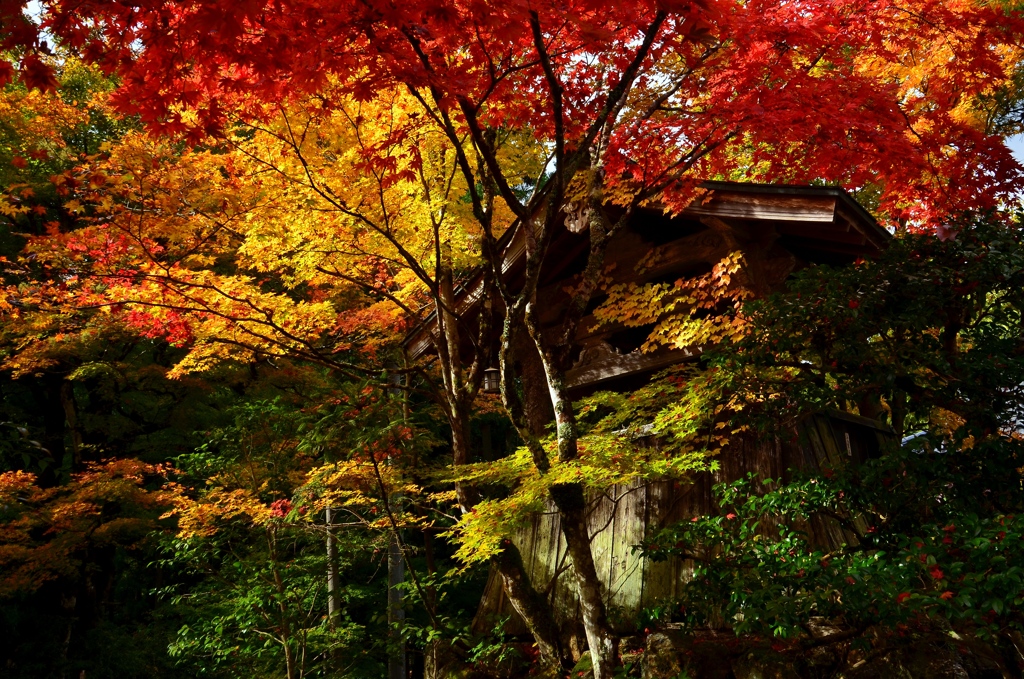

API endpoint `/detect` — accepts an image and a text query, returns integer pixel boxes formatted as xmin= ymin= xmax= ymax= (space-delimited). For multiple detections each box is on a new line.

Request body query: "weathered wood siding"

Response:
xmin=472 ymin=412 xmax=893 ymax=635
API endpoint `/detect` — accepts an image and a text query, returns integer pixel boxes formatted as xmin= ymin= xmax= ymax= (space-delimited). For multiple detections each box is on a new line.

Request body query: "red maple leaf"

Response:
xmin=19 ymin=53 xmax=58 ymax=92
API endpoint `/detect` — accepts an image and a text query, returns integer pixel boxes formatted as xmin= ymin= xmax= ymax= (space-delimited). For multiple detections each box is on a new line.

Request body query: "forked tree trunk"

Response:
xmin=496 ymin=304 xmax=620 ymax=677
xmin=541 ymin=378 xmax=619 ymax=678
xmin=514 ymin=194 xmax=626 ymax=677
xmin=432 ymin=227 xmax=571 ymax=672
xmin=549 ymin=483 xmax=618 ymax=678
xmin=450 ymin=411 xmax=572 ymax=671
xmin=494 ymin=544 xmax=571 ymax=669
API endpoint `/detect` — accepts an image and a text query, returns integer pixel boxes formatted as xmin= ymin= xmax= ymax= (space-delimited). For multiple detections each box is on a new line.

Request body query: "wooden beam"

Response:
xmin=835 ymin=206 xmax=888 ymax=251
xmin=406 ymin=224 xmax=528 ymax=360
xmin=566 ymin=346 xmax=698 ymax=389
xmin=825 ymin=409 xmax=896 ymax=435
xmin=685 ymin=191 xmax=837 ymax=223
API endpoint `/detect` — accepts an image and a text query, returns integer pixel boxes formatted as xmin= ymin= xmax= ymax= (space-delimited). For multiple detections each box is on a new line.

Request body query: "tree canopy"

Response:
xmin=1 ymin=1 xmax=1024 ymax=677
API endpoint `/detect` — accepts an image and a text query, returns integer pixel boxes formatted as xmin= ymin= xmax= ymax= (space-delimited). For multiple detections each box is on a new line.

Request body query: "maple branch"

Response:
xmin=415 ymin=141 xmax=461 ymax=248
xmin=890 ymin=5 xmax=962 ymax=59
xmin=894 ymin=104 xmax=951 ymax=207
xmin=555 ymin=201 xmax=636 ymax=355
xmin=399 ymin=22 xmax=529 ymax=222
xmin=78 ymin=264 xmax=380 ymax=372
xmin=529 ymin=11 xmax=566 ymax=176
xmin=470 ymin=24 xmax=543 ymax=109
xmin=411 ymin=143 xmax=484 ymax=381
xmin=456 ymin=103 xmax=530 ymax=221
xmin=427 ymin=169 xmax=459 ymax=406
xmin=462 ymin=152 xmax=498 ymax=398
xmin=163 ymin=207 xmax=246 ymax=262
xmin=576 ymin=11 xmax=668 ymax=165
xmin=313 ymin=265 xmax=420 ymax=318
xmin=365 ymin=444 xmax=441 ymax=629
xmin=399 ymin=84 xmax=511 ymax=346
xmin=310 ymin=263 xmax=464 ymax=406
xmin=57 ymin=191 xmax=394 ymax=381
xmin=315 ymin=241 xmax=415 ymax=277
xmin=396 ymin=32 xmax=513 ymax=223
xmin=529 ymin=148 xmax=556 ymax=206
xmin=249 ymin=112 xmax=440 ymax=294
xmin=639 ymin=124 xmax=740 ymax=199
xmin=636 ymin=43 xmax=722 ymax=125
xmin=72 ymin=290 xmax=371 ymax=379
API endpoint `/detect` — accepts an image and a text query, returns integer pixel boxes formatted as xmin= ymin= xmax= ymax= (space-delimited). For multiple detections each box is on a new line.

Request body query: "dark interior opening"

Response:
xmin=631 ymin=210 xmax=707 ymax=245
xmin=646 ymin=260 xmax=715 ymax=287
xmin=583 ymin=292 xmax=610 ymax=316
xmin=605 ymin=323 xmax=658 ymax=354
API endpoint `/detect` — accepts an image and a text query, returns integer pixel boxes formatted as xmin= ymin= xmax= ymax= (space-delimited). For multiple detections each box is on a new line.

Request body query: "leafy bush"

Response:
xmin=638 ymin=212 xmax=1024 ymax=646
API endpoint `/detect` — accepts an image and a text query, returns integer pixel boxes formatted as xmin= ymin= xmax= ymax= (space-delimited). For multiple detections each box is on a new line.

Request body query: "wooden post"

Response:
xmin=326 ymin=507 xmax=339 ymax=629
xmin=388 ymin=368 xmax=406 ymax=679
xmin=388 ymin=532 xmax=406 ymax=679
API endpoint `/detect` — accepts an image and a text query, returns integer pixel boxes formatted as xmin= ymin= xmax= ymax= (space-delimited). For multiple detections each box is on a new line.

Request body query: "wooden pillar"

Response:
xmin=388 ymin=532 xmax=406 ymax=679
xmin=326 ymin=508 xmax=340 ymax=628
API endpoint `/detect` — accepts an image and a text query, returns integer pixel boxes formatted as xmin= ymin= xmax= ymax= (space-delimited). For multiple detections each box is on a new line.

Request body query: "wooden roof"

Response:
xmin=405 ymin=182 xmax=889 ymax=378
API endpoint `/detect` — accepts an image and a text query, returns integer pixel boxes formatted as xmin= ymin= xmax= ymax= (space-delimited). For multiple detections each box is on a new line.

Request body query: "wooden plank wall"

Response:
xmin=472 ymin=413 xmax=893 ymax=636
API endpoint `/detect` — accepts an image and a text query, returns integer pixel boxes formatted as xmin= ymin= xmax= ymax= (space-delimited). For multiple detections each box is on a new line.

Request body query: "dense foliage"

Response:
xmin=638 ymin=215 xmax=1024 ymax=656
xmin=1 ymin=0 xmax=1023 ymax=676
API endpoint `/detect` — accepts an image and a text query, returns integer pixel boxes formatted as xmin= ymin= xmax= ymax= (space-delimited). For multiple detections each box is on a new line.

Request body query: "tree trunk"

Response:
xmin=549 ymin=483 xmax=618 ymax=679
xmin=433 ymin=232 xmax=569 ymax=672
xmin=268 ymin=528 xmax=298 ymax=679
xmin=59 ymin=380 xmax=82 ymax=468
xmin=450 ymin=404 xmax=570 ymax=671
xmin=522 ymin=287 xmax=619 ymax=678
xmin=388 ymin=532 xmax=406 ymax=679
xmin=494 ymin=544 xmax=571 ymax=671
xmin=326 ymin=508 xmax=339 ymax=630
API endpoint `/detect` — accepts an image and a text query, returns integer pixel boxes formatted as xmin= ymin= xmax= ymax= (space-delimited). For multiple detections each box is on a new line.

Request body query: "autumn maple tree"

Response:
xmin=2 ymin=0 xmax=1024 ymax=675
